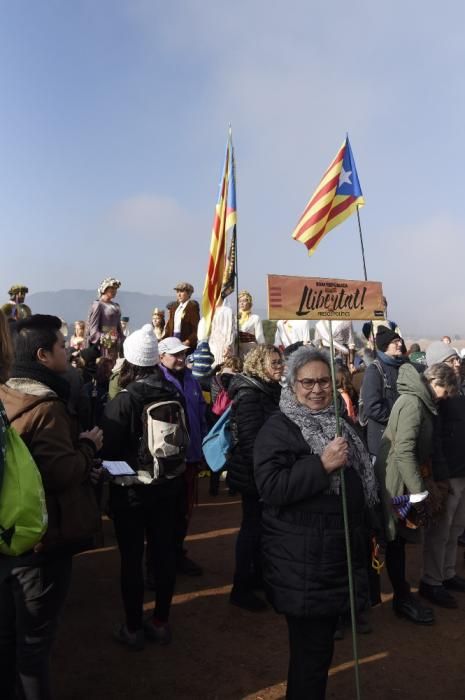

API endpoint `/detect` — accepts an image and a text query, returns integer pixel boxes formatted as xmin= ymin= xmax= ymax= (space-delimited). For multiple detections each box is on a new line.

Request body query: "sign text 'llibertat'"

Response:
xmin=296 ymin=284 xmax=367 ymax=317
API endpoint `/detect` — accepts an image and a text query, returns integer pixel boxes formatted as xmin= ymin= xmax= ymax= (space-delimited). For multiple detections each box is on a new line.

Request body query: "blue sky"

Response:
xmin=1 ymin=1 xmax=464 ymax=336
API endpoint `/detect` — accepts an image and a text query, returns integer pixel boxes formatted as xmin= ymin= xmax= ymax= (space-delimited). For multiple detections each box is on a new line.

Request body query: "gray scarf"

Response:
xmin=280 ymin=386 xmax=379 ymax=507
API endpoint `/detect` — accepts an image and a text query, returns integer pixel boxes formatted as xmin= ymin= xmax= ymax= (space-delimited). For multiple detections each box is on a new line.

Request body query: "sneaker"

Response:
xmin=176 ymin=556 xmax=203 ymax=576
xmin=229 ymin=588 xmax=268 ymax=612
xmin=443 ymin=575 xmax=465 ymax=592
xmin=143 ymin=618 xmax=172 ymax=645
xmin=419 ymin=581 xmax=458 ymax=609
xmin=113 ymin=624 xmax=144 ymax=651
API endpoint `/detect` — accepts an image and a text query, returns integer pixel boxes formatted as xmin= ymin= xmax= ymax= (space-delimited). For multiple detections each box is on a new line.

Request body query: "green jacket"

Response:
xmin=375 ymin=363 xmax=437 ymax=542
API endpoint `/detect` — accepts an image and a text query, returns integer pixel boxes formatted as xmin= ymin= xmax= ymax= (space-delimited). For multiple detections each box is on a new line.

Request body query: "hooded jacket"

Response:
xmin=0 ymin=379 xmax=99 ymax=554
xmin=226 ymin=374 xmax=281 ymax=495
xmin=375 ymin=362 xmax=437 ymax=542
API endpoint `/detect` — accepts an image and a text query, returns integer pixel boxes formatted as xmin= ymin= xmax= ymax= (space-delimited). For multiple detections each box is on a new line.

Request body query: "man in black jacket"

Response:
xmin=360 ymin=326 xmax=405 ymax=458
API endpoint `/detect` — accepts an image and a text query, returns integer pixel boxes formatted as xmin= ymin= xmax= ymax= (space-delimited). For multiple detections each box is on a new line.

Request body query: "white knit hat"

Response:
xmin=123 ymin=324 xmax=159 ymax=367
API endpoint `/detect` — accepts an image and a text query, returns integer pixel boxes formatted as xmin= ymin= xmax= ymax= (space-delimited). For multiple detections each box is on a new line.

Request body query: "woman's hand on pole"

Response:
xmin=321 ymin=436 xmax=348 ymax=473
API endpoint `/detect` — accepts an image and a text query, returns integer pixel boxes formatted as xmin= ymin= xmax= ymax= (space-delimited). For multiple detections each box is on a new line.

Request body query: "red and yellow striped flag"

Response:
xmin=202 ymin=131 xmax=236 ymax=335
xmin=292 ymin=136 xmax=364 ymax=256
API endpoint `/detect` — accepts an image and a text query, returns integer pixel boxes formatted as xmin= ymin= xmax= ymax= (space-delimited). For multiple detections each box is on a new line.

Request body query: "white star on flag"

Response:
xmin=338 ymin=166 xmax=352 ymax=187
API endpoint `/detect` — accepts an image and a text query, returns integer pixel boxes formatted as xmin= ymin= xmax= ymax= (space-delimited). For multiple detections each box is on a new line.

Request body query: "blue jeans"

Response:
xmin=0 ymin=555 xmax=72 ymax=700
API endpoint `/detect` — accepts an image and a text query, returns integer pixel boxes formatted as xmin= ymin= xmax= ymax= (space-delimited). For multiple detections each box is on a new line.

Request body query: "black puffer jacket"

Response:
xmin=254 ymin=411 xmax=369 ymax=619
xmin=226 ymin=374 xmax=281 ymax=495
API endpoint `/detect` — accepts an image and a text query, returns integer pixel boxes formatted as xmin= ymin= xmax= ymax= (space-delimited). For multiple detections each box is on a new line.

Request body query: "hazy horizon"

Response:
xmin=25 ymin=288 xmax=463 ymax=342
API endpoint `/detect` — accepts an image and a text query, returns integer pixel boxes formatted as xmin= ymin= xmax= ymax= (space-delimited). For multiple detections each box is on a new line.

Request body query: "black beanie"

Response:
xmin=376 ymin=325 xmax=401 ymax=352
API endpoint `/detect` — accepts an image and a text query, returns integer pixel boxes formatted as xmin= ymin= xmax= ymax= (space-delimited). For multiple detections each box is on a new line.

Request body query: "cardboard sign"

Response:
xmin=267 ymin=274 xmax=384 ymax=321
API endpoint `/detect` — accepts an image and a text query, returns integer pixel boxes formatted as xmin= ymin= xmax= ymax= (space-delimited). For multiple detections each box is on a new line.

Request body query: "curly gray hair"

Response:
xmin=286 ymin=345 xmax=332 ymax=388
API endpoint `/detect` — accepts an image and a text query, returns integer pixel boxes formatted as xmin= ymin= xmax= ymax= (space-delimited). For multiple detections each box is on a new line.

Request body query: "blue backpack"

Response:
xmin=202 ymin=405 xmax=232 ymax=472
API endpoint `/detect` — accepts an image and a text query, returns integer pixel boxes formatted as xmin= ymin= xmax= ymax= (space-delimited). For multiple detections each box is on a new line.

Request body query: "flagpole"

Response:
xmin=355 ymin=204 xmax=379 ymax=358
xmin=229 ymin=124 xmax=241 ymax=357
xmin=328 ymin=322 xmax=362 ymax=700
xmin=234 ymin=236 xmax=240 ymax=357
xmin=356 ymin=205 xmax=368 ymax=282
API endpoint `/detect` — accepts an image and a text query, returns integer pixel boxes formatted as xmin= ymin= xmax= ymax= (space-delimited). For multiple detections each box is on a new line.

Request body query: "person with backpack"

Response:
xmin=158 ymin=337 xmax=207 ymax=576
xmin=101 ymin=325 xmax=188 ymax=650
xmin=207 ymin=356 xmax=243 ymax=496
xmin=227 ymin=344 xmax=283 ymax=611
xmin=0 ymin=314 xmax=103 ymax=700
xmin=359 ymin=326 xmax=406 ymax=458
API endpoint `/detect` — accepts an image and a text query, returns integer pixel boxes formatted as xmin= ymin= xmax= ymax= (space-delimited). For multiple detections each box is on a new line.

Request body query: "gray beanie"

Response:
xmin=123 ymin=324 xmax=159 ymax=367
xmin=425 ymin=341 xmax=458 ymax=367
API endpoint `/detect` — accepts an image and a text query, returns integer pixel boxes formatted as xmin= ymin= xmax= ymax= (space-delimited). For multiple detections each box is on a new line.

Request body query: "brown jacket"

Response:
xmin=164 ymin=299 xmax=200 ymax=347
xmin=0 ymin=380 xmax=100 ymax=552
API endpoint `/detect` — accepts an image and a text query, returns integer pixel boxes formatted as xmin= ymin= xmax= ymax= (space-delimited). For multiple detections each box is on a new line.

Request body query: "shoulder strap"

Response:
xmin=373 ymin=359 xmax=391 ymax=393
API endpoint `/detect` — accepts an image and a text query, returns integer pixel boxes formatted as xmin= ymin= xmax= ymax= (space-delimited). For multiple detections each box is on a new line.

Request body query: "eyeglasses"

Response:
xmin=295 ymin=377 xmax=331 ymax=391
xmin=270 ymin=360 xmax=284 ymax=368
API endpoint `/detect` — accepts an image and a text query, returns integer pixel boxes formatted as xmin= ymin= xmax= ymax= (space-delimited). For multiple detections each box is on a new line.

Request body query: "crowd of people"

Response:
xmin=1 ymin=278 xmax=465 ymax=700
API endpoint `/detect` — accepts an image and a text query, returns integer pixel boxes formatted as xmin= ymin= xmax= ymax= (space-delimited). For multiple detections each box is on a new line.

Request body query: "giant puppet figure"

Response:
xmin=86 ymin=277 xmax=124 ymax=360
xmin=2 ymin=284 xmax=32 ymax=321
xmin=163 ymin=281 xmax=200 ymax=349
xmin=238 ymin=290 xmax=265 ymax=359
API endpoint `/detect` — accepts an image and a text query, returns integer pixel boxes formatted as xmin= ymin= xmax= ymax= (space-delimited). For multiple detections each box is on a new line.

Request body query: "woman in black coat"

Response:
xmin=227 ymin=344 xmax=283 ymax=611
xmin=254 ymin=346 xmax=379 ymax=700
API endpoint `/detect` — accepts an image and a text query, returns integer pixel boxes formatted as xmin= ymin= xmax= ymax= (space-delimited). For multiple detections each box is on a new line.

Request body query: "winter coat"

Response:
xmin=0 ymin=380 xmax=99 ymax=554
xmin=253 ymin=411 xmax=369 ymax=619
xmin=159 ymin=366 xmax=207 ymax=463
xmin=227 ymin=374 xmax=281 ymax=496
xmin=375 ymin=363 xmax=437 ymax=542
xmin=360 ymin=357 xmax=403 ymax=455
xmin=101 ymin=370 xmax=186 ymax=511
xmin=436 ymin=383 xmax=465 ymax=479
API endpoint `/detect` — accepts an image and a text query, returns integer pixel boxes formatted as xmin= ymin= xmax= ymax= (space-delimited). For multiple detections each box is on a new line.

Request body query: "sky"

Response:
xmin=0 ymin=1 xmax=464 ymax=337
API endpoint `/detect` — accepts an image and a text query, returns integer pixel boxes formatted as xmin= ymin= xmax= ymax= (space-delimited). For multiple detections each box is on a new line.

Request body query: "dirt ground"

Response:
xmin=52 ymin=477 xmax=465 ymax=700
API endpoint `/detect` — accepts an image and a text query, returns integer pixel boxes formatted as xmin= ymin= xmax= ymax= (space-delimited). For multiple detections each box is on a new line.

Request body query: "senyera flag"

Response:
xmin=202 ymin=130 xmax=237 ymax=335
xmin=292 ymin=136 xmax=364 ymax=256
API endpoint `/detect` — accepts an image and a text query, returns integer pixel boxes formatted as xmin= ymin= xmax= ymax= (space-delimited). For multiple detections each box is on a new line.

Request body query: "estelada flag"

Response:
xmin=202 ymin=130 xmax=237 ymax=335
xmin=292 ymin=136 xmax=364 ymax=256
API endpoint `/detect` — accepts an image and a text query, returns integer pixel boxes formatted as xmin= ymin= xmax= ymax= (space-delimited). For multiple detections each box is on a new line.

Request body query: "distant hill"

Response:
xmin=28 ymin=291 xmax=447 ymax=349
xmin=27 ymin=290 xmax=269 ymax=334
xmin=28 ymin=290 xmax=176 ymax=331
